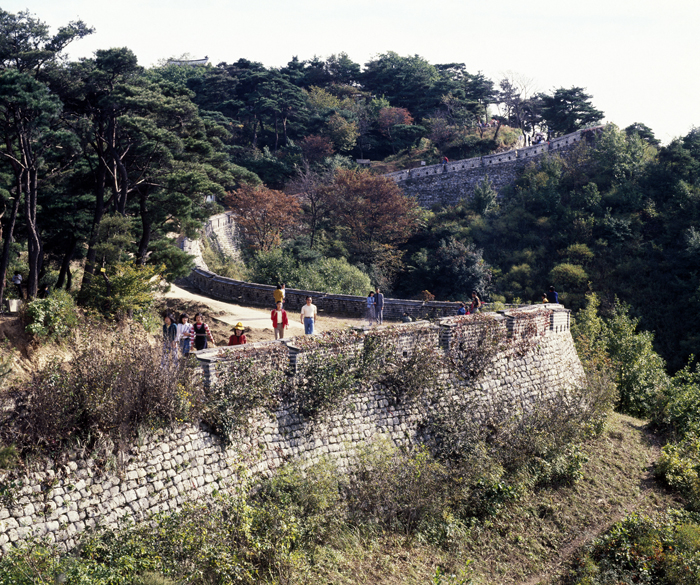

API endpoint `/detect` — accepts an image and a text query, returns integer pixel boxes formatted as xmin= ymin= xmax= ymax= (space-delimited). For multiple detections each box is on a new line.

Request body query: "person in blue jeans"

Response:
xmin=300 ymin=296 xmax=317 ymax=335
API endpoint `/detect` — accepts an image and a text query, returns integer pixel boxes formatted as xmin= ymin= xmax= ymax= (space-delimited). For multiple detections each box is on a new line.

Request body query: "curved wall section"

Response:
xmin=0 ymin=307 xmax=583 ymax=552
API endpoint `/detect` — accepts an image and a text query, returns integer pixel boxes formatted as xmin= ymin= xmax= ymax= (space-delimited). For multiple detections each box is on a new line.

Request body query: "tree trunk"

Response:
xmin=0 ymin=180 xmax=23 ymax=308
xmin=80 ymin=156 xmax=107 ymax=295
xmin=135 ymin=190 xmax=151 ymax=265
xmin=24 ymin=167 xmax=42 ymax=299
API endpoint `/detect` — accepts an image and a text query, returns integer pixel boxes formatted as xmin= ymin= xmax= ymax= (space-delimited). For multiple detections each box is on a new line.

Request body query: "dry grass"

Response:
xmin=304 ymin=413 xmax=681 ymax=585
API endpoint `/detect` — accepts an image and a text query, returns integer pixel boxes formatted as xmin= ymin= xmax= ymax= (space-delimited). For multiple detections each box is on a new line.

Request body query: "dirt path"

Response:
xmin=160 ymin=283 xmax=367 ymax=345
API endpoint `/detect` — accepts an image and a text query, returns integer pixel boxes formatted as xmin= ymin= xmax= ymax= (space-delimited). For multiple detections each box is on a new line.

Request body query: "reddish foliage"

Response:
xmin=223 ymin=184 xmax=301 ymax=251
xmin=299 ymin=134 xmax=335 ymax=163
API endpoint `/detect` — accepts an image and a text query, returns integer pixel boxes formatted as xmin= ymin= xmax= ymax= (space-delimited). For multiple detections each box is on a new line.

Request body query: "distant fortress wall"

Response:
xmin=386 ymin=126 xmax=604 ymax=207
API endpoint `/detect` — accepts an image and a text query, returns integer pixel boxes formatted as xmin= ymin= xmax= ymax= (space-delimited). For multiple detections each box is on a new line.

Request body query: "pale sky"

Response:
xmin=3 ymin=0 xmax=698 ymax=144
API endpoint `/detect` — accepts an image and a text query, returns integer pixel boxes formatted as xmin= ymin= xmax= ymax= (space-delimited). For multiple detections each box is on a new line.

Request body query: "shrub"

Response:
xmin=603 ymin=300 xmax=670 ymax=418
xmin=24 ymin=289 xmax=78 ymax=339
xmin=569 ymin=511 xmax=700 ymax=585
xmin=206 ymin=358 xmax=285 ymax=443
xmin=657 ymin=435 xmax=700 ymax=511
xmin=249 ymin=248 xmax=372 ymax=296
xmin=81 ymin=262 xmax=166 ymax=320
xmin=3 ymin=330 xmax=204 ymax=454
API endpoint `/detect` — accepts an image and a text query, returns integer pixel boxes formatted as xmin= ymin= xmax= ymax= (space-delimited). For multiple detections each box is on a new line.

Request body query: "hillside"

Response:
xmin=299 ymin=413 xmax=679 ymax=585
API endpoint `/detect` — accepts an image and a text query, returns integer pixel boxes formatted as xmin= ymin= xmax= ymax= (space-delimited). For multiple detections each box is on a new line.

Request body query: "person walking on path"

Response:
xmin=177 ymin=313 xmax=193 ymax=357
xmin=228 ymin=322 xmax=247 ymax=345
xmin=300 ymin=296 xmax=317 ymax=335
xmin=161 ymin=313 xmax=178 ymax=369
xmin=374 ymin=287 xmax=385 ymax=324
xmin=190 ymin=312 xmax=216 ymax=351
xmin=365 ymin=291 xmax=375 ymax=327
xmin=271 ymin=301 xmax=289 ymax=339
xmin=546 ymin=286 xmax=559 ymax=304
xmin=273 ymin=284 xmax=284 ymax=306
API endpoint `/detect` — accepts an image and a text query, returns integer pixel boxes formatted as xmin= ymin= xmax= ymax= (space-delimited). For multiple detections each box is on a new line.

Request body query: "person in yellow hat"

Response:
xmin=228 ymin=322 xmax=247 ymax=346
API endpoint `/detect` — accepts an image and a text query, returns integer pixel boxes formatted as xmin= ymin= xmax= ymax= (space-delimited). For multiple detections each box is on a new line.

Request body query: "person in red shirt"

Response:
xmin=228 ymin=322 xmax=247 ymax=346
xmin=270 ymin=301 xmax=289 ymax=339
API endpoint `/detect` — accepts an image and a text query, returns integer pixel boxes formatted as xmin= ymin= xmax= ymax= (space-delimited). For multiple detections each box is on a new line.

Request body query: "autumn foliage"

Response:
xmin=319 ymin=169 xmax=421 ymax=277
xmin=223 ymin=184 xmax=301 ymax=251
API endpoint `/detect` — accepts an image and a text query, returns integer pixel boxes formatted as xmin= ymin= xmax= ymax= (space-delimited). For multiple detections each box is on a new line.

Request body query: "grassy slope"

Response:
xmin=306 ymin=413 xmax=681 ymax=585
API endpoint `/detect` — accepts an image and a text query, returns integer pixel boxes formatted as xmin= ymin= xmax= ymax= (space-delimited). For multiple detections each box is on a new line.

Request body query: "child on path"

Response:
xmin=228 ymin=322 xmax=247 ymax=346
xmin=190 ymin=312 xmax=216 ymax=351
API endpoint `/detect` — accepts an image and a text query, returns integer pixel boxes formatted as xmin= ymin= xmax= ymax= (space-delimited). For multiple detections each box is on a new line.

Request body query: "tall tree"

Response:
xmin=0 ymin=9 xmax=91 ymax=301
xmin=538 ymin=87 xmax=603 ymax=138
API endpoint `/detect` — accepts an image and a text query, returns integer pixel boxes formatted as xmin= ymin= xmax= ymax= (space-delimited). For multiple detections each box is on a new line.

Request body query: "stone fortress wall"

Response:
xmin=0 ymin=132 xmax=597 ymax=552
xmin=386 ymin=126 xmax=605 ymax=207
xmin=0 ymin=305 xmax=583 ymax=551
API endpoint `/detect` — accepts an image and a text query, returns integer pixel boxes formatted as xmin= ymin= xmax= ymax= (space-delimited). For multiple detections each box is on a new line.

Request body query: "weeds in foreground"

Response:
xmin=1 ymin=328 xmax=204 ymax=457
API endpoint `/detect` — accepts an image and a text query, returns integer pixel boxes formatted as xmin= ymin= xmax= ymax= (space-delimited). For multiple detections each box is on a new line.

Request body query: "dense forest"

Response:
xmin=1 ymin=8 xmax=698 ymax=371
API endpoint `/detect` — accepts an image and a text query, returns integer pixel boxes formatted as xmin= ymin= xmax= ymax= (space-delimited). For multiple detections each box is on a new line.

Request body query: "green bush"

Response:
xmin=24 ymin=289 xmax=78 ymax=339
xmin=657 ymin=436 xmax=700 ymax=511
xmin=603 ymin=300 xmax=670 ymax=418
xmin=249 ymin=248 xmax=371 ymax=295
xmin=81 ymin=262 xmax=166 ymax=320
xmin=570 ymin=511 xmax=700 ymax=585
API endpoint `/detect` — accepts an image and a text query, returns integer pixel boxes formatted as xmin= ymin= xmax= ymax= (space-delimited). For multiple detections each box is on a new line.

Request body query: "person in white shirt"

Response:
xmin=300 ymin=296 xmax=317 ymax=335
xmin=177 ymin=313 xmax=194 ymax=356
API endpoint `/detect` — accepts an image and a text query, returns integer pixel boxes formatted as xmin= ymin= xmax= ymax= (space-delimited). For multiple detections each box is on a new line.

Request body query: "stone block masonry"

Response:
xmin=0 ymin=305 xmax=584 ymax=551
xmin=386 ymin=126 xmax=604 ymax=208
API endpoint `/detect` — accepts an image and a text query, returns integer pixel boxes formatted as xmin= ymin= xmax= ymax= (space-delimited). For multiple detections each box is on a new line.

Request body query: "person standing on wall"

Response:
xmin=300 ymin=296 xmax=317 ymax=335
xmin=374 ymin=287 xmax=385 ymax=325
xmin=546 ymin=286 xmax=559 ymax=304
xmin=190 ymin=312 xmax=216 ymax=351
xmin=271 ymin=300 xmax=288 ymax=339
xmin=469 ymin=291 xmax=482 ymax=314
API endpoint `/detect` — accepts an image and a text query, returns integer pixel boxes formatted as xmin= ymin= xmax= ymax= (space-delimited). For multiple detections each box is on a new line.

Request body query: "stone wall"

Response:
xmin=184 ymin=267 xmax=466 ymax=320
xmin=0 ymin=306 xmax=584 ymax=551
xmin=386 ymin=126 xmax=604 ymax=207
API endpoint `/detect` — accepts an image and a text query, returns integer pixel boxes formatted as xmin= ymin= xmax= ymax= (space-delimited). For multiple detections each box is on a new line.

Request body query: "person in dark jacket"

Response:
xmin=546 ymin=286 xmax=559 ymax=304
xmin=161 ymin=312 xmax=178 ymax=369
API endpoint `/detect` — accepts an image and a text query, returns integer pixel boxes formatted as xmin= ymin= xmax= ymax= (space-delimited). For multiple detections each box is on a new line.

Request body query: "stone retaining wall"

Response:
xmin=387 ymin=126 xmax=604 ymax=207
xmin=0 ymin=306 xmax=584 ymax=551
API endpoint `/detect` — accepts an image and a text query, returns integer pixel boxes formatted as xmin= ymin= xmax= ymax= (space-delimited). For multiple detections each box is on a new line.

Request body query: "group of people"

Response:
xmin=160 ymin=311 xmax=247 ymax=368
xmin=365 ymin=288 xmax=385 ymax=326
xmin=271 ymin=286 xmax=318 ymax=337
xmin=457 ymin=291 xmax=483 ymax=316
